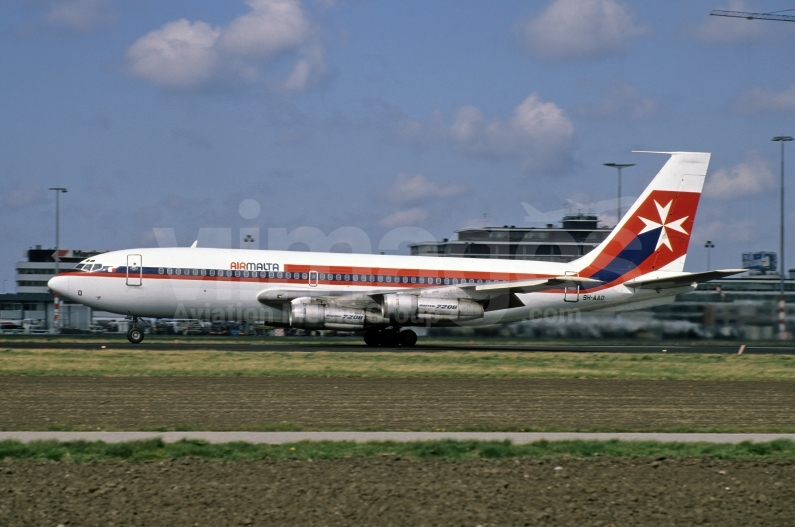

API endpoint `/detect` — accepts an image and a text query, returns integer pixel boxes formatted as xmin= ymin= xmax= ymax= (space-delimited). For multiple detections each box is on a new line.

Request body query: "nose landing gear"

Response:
xmin=363 ymin=328 xmax=417 ymax=347
xmin=126 ymin=317 xmax=145 ymax=344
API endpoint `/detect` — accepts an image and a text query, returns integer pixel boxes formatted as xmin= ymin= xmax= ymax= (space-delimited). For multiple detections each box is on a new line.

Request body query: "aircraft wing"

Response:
xmin=257 ymin=289 xmax=389 ymax=309
xmin=256 ymin=276 xmax=601 ymax=310
xmin=622 ymin=269 xmax=745 ymax=291
xmin=461 ymin=275 xmax=601 ymax=294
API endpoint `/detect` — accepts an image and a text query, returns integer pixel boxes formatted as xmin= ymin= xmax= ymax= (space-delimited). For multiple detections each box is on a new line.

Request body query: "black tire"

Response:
xmin=363 ymin=329 xmax=380 ymax=347
xmin=398 ymin=329 xmax=418 ymax=347
xmin=127 ymin=327 xmax=144 ymax=344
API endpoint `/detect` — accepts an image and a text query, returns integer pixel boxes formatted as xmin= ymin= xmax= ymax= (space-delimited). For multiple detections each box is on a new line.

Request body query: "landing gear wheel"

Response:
xmin=398 ymin=329 xmax=417 ymax=347
xmin=127 ymin=327 xmax=144 ymax=344
xmin=363 ymin=329 xmax=380 ymax=347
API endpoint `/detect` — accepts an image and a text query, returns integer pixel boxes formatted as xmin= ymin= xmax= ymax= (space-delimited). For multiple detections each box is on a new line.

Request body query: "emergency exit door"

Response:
xmin=127 ymin=254 xmax=142 ymax=286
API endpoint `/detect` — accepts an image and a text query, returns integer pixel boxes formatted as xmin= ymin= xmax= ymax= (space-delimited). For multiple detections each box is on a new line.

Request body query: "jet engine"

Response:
xmin=290 ymin=303 xmax=390 ymax=330
xmin=381 ymin=294 xmax=484 ymax=324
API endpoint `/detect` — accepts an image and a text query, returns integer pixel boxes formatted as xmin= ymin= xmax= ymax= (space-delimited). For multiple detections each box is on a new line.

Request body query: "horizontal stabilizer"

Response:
xmin=623 ymin=269 xmax=745 ymax=290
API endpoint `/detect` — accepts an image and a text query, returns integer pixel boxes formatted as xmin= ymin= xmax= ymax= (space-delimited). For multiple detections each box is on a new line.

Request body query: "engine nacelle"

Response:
xmin=290 ymin=303 xmax=366 ymax=330
xmin=382 ymin=294 xmax=484 ymax=323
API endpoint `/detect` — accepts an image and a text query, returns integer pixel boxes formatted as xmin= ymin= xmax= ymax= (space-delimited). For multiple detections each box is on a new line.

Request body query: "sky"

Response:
xmin=2 ymin=0 xmax=795 ymax=290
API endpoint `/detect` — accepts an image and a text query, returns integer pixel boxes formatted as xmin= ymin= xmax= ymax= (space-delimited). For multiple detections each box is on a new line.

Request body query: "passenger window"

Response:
xmin=209 ymin=270 xmax=215 ymax=276
xmin=386 ymin=276 xmax=392 ymax=283
xmin=175 ymin=269 xmax=182 ymax=275
xmin=158 ymin=268 xmax=164 ymax=274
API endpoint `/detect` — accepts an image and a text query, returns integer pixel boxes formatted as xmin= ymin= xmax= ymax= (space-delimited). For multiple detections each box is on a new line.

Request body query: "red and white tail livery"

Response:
xmin=49 ymin=152 xmax=743 ymax=346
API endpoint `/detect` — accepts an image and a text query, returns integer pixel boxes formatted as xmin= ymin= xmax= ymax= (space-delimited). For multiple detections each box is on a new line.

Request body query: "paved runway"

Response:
xmin=1 ymin=431 xmax=794 ymax=444
xmin=4 ymin=339 xmax=795 ymax=354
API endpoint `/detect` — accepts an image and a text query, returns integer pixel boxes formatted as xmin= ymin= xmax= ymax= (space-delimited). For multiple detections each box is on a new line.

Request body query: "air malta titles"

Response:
xmin=230 ymin=261 xmax=281 ymax=271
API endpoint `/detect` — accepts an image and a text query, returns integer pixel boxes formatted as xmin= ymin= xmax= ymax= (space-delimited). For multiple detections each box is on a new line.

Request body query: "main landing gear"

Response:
xmin=126 ymin=317 xmax=145 ymax=344
xmin=363 ymin=328 xmax=417 ymax=348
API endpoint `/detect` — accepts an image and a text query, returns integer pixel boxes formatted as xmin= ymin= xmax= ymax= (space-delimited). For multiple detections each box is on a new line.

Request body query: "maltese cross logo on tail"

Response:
xmin=638 ymin=200 xmax=688 ymax=251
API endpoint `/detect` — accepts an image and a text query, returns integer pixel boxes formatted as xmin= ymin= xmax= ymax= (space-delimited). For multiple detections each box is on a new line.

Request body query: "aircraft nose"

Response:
xmin=48 ymin=275 xmax=70 ymax=297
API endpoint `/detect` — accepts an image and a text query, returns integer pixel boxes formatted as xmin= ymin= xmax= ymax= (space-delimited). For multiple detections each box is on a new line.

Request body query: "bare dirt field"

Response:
xmin=3 ymin=376 xmax=794 ymax=431
xmin=1 ymin=456 xmax=793 ymax=526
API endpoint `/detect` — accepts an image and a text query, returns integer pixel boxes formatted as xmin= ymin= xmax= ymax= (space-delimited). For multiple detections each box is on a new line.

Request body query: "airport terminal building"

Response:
xmin=409 ymin=214 xmax=611 ymax=262
xmin=0 ymin=246 xmax=107 ymax=332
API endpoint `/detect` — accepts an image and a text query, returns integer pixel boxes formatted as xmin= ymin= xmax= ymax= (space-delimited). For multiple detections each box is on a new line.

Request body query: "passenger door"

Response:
xmin=126 ymin=254 xmax=143 ymax=286
xmin=563 ymin=270 xmax=579 ymax=303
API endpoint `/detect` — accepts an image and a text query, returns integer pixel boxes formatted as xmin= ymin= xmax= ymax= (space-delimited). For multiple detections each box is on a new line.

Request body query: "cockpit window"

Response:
xmin=74 ymin=263 xmax=85 ymax=270
xmin=91 ymin=263 xmax=102 ymax=271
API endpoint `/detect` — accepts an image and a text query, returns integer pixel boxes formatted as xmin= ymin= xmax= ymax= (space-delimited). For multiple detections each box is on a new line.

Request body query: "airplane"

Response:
xmin=48 ymin=151 xmax=743 ymax=347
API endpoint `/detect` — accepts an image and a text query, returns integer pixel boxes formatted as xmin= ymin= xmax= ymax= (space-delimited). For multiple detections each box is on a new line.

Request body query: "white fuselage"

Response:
xmin=49 ymin=247 xmax=687 ymax=328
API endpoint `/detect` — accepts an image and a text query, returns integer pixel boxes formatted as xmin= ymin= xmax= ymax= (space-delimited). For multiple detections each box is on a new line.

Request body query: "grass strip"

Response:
xmin=2 ymin=438 xmax=795 ymax=462
xmin=2 ymin=349 xmax=795 ymax=380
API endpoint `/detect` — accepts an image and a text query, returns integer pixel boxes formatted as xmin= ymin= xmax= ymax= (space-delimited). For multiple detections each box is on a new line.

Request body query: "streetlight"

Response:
xmin=48 ymin=187 xmax=67 ymax=332
xmin=604 ymin=163 xmax=635 ymax=227
xmin=704 ymin=240 xmax=715 ymax=271
xmin=243 ymin=234 xmax=255 ymax=250
xmin=772 ymin=136 xmax=793 ymax=338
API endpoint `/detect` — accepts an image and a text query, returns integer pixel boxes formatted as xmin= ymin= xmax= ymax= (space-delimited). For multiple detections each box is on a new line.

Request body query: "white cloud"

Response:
xmin=127 ymin=20 xmax=220 ymax=88
xmin=452 ymin=93 xmax=575 ymax=165
xmin=219 ymin=0 xmax=311 ymax=58
xmin=280 ymin=46 xmax=327 ymax=91
xmin=692 ymin=0 xmax=767 ymax=44
xmin=735 ymin=84 xmax=795 ymax=114
xmin=388 ymin=173 xmax=464 ymax=203
xmin=704 ymin=153 xmax=775 ymax=200
xmin=126 ymin=0 xmax=324 ymax=92
xmin=379 ymin=208 xmax=429 ymax=228
xmin=382 ymin=93 xmax=575 ymax=170
xmin=517 ymin=0 xmax=647 ymax=61
xmin=44 ymin=0 xmax=116 ymax=33
xmin=574 ymin=79 xmax=657 ymax=119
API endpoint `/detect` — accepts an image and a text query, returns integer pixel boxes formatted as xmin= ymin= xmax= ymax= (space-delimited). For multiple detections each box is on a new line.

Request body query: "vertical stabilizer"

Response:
xmin=574 ymin=152 xmax=710 ymax=286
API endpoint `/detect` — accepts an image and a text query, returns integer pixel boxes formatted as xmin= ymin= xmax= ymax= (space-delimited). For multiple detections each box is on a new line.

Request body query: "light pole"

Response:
xmin=243 ymin=234 xmax=255 ymax=250
xmin=48 ymin=187 xmax=67 ymax=332
xmin=704 ymin=240 xmax=715 ymax=271
xmin=772 ymin=136 xmax=793 ymax=338
xmin=604 ymin=163 xmax=635 ymax=227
